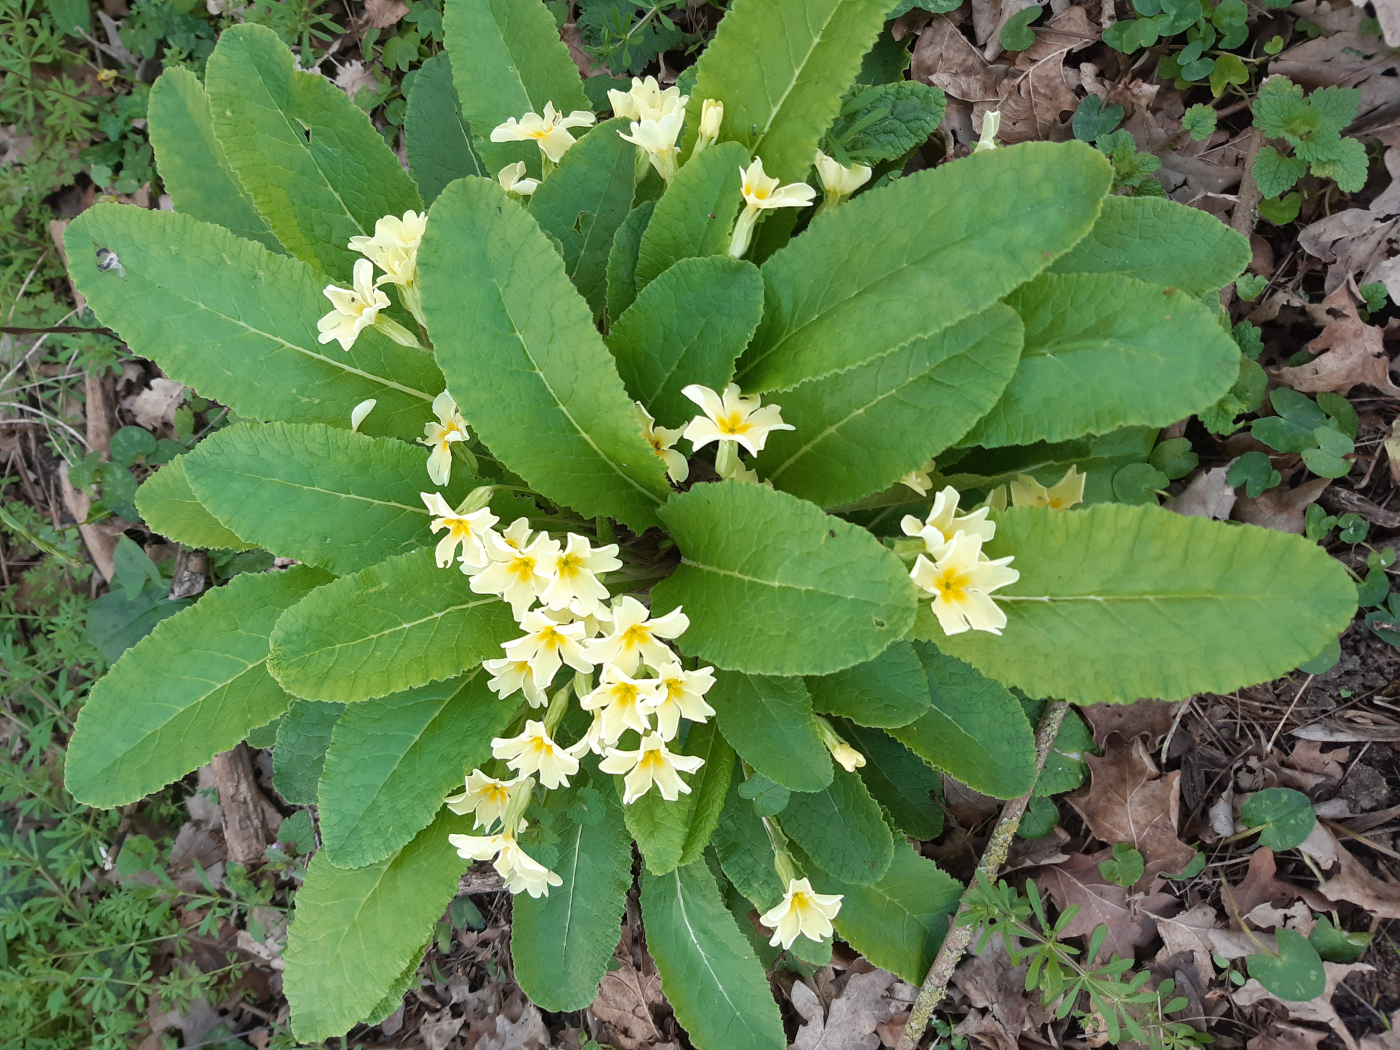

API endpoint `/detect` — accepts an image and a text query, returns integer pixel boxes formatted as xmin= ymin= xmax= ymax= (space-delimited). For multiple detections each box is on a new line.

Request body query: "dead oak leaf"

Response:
xmin=1233 ymin=477 xmax=1332 ymax=535
xmin=1280 ymin=294 xmax=1400 ymax=397
xmin=1080 ymin=700 xmax=1179 ymax=750
xmin=789 ymin=969 xmax=897 ymax=1050
xmin=1164 ymin=466 xmax=1237 ymax=521
xmin=590 ymin=957 xmax=667 ymax=1050
xmin=1152 ymin=901 xmax=1219 ymax=987
xmin=1036 ymin=851 xmax=1180 ymax=960
xmin=1233 ymin=963 xmax=1374 ymax=1050
xmin=1066 ymin=732 xmax=1197 ymax=885
xmin=1317 ymin=840 xmax=1400 ymax=918
xmin=1223 ymin=847 xmax=1309 ymax=924
xmin=1249 ymin=1024 xmax=1330 ymax=1050
xmin=994 ymin=6 xmax=1098 ymax=142
xmin=362 ymin=0 xmax=408 ymax=28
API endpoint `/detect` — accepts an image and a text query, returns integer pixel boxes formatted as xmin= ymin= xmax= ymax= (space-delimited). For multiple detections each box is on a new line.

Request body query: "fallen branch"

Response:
xmin=895 ymin=700 xmax=1070 ymax=1050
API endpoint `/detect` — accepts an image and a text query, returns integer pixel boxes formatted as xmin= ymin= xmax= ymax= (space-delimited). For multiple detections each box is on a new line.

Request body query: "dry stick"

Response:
xmin=895 ymin=700 xmax=1070 ymax=1050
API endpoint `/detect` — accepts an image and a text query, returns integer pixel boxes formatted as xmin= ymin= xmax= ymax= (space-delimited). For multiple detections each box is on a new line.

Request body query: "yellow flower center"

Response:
xmin=508 ymin=555 xmax=537 ymax=582
xmin=1046 ymin=497 xmax=1065 ymax=510
xmin=620 ymin=623 xmax=652 ymax=648
xmin=935 ymin=568 xmax=970 ymax=604
xmin=748 ymin=184 xmax=769 ymax=201
xmin=483 ymin=785 xmax=509 ymax=805
xmin=556 ymin=553 xmax=584 ymax=580
xmin=448 ymin=519 xmax=474 ymax=539
xmin=664 ymin=678 xmax=683 ymax=702
xmin=639 ymin=749 xmax=666 ymax=771
xmin=527 ymin=127 xmax=551 ymax=141
xmin=538 ymin=625 xmax=565 ymax=649
xmin=716 ymin=412 xmax=751 ymax=436
xmin=790 ymin=891 xmax=811 ymax=912
xmin=612 ymin=682 xmax=640 ymax=705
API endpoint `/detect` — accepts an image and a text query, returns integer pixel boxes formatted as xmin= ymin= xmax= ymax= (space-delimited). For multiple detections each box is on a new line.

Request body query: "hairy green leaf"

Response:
xmin=405 ymin=53 xmax=485 ymax=205
xmin=708 ymin=671 xmax=832 ymax=793
xmin=922 ymin=504 xmax=1358 ymax=704
xmin=65 ymin=566 xmax=330 ymax=807
xmin=636 ymin=141 xmax=747 ymax=290
xmin=274 ymin=699 xmax=344 ymax=805
xmin=712 ymin=769 xmax=786 ymax=909
xmin=806 ymin=640 xmax=931 ymax=728
xmin=419 ymin=177 xmax=671 ymax=532
xmin=136 ymin=456 xmax=254 ymax=552
xmin=653 ymin=481 xmax=917 ymax=675
xmin=624 ymin=720 xmax=735 ymax=874
xmin=607 ymin=201 xmax=655 ymax=321
xmin=268 ymin=549 xmax=518 ymax=703
xmin=839 ymin=722 xmax=943 ymax=839
xmin=779 ymin=766 xmax=893 ymax=885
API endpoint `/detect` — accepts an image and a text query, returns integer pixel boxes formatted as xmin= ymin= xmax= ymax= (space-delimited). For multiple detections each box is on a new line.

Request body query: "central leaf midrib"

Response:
xmin=671 ymin=870 xmax=753 ymax=1033
xmin=208 ymin=468 xmax=428 ymax=515
xmin=681 ymin=557 xmax=886 ymax=603
xmin=750 ymin=0 xmax=852 ymax=151
xmin=299 ymin=595 xmax=502 ymax=657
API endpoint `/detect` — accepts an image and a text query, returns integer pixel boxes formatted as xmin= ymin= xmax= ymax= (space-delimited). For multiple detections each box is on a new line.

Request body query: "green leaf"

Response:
xmin=442 ymin=0 xmax=590 ymax=176
xmin=608 ymin=256 xmax=765 ymax=427
xmin=681 ymin=0 xmax=889 ymax=183
xmin=779 ymin=766 xmax=893 ymax=885
xmin=802 ymin=839 xmax=961 ymax=983
xmin=652 ymin=480 xmax=917 ymax=675
xmin=962 ymin=274 xmax=1240 ymax=449
xmin=405 ymin=53 xmax=485 ymax=205
xmin=736 ymin=142 xmax=1112 ymax=393
xmin=1309 ymin=916 xmax=1372 ymax=962
xmin=624 ymin=720 xmax=735 ymax=874
xmin=1072 ymin=95 xmax=1125 ymax=142
xmin=274 ymin=699 xmax=345 ymax=805
xmin=86 ymin=583 xmax=192 ymax=664
xmin=607 ymin=201 xmax=655 ymax=321
xmin=418 ymin=177 xmax=670 ymax=532
xmin=64 ymin=566 xmax=330 ymax=807
xmin=756 ymin=304 xmax=1023 ymax=506
xmin=318 ymin=672 xmax=518 ymax=867
xmin=147 ymin=68 xmax=280 ymax=251
xmin=1252 ymin=146 xmax=1309 ymax=200
xmin=205 ymin=24 xmax=422 ymax=277
xmin=64 ymin=204 xmax=443 ymax=442
xmin=712 ymin=771 xmax=786 ymax=909
xmin=1311 ymin=134 xmax=1368 ymax=193
xmin=838 ymin=722 xmax=943 ymax=839
xmin=268 ymin=548 xmax=519 ymax=703
xmin=136 ymin=456 xmax=255 ymax=551
xmin=920 ymin=504 xmax=1359 ymax=704
xmin=1182 ymin=103 xmax=1217 ymax=141
xmin=1047 ymin=195 xmax=1251 ymax=296
xmin=708 ymin=671 xmax=832 ymax=792
xmin=641 ymin=861 xmax=786 ymax=1050
xmin=1024 ymin=701 xmax=1095 ymax=796
xmin=529 ymin=118 xmax=639 ymax=317
xmin=1113 ymin=462 xmax=1169 ymax=504
xmin=1247 ymin=929 xmax=1327 ymax=1003
xmin=824 ymin=81 xmax=946 ymax=165
xmin=805 ymin=640 xmax=930 ymax=728
xmin=887 ymin=644 xmax=1035 ymax=799
xmin=1241 ymin=787 xmax=1317 ymax=850
xmin=513 ymin=785 xmax=634 ymax=1011
xmin=1000 ymin=6 xmax=1040 ymax=50
xmin=1098 ymin=842 xmax=1145 ymax=886
xmin=636 ymin=141 xmax=748 ymax=291
xmin=183 ymin=422 xmax=468 ymax=576
xmin=1258 ymin=192 xmax=1302 ymax=226
xmin=285 ymin=808 xmax=468 ymax=1042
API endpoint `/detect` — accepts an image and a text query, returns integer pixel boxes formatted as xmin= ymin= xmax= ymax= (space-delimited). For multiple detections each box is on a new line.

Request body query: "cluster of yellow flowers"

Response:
xmin=317 ymin=210 xmax=428 ymax=352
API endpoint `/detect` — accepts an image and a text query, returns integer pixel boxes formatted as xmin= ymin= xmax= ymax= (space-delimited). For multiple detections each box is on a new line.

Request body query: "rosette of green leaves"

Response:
xmin=61 ymin=0 xmax=1354 ymax=1045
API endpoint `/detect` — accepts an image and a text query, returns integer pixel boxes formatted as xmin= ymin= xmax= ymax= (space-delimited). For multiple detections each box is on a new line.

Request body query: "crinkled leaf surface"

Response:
xmin=136 ymin=456 xmax=254 ymax=552
xmin=779 ymin=766 xmax=893 ymax=885
xmin=708 ymin=671 xmax=832 ymax=792
xmin=652 ymin=480 xmax=917 ymax=675
xmin=806 ymin=640 xmax=930 ymax=729
xmin=405 ymin=53 xmax=484 ymax=205
xmin=65 ymin=566 xmax=330 ymax=807
xmin=839 ymin=722 xmax=943 ymax=839
xmin=274 ymin=699 xmax=344 ymax=805
xmin=419 ymin=177 xmax=670 ymax=531
xmin=921 ymin=504 xmax=1358 ymax=704
xmin=65 ymin=205 xmax=442 ymax=441
xmin=636 ymin=141 xmax=747 ymax=290
xmin=607 ymin=200 xmax=655 ymax=321
xmin=712 ymin=770 xmax=786 ymax=909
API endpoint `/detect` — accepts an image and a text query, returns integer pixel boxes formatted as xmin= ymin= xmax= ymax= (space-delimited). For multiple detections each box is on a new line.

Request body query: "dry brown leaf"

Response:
xmin=333 ymin=60 xmax=380 ymax=100
xmin=1080 ymin=701 xmax=1179 ymax=750
xmin=590 ymin=958 xmax=667 ymax=1050
xmin=475 ymin=1006 xmax=550 ymax=1050
xmin=1223 ymin=848 xmax=1308 ymax=922
xmin=1359 ymin=1013 xmax=1400 ymax=1050
xmin=953 ymin=1009 xmax=1019 ymax=1050
xmin=420 ymin=1009 xmax=465 ymax=1050
xmin=1233 ymin=963 xmax=1374 ymax=1050
xmin=952 ymin=934 xmax=1037 ymax=1036
xmin=1249 ymin=1024 xmax=1330 ymax=1050
xmin=1233 ymin=478 xmax=1332 ymax=535
xmin=1288 ymin=741 xmax=1349 ymax=779
xmin=1164 ymin=466 xmax=1237 ymax=520
xmin=125 ymin=377 xmax=185 ymax=430
xmin=1066 ymin=732 xmax=1197 ymax=884
xmin=1152 ymin=901 xmax=1219 ymax=986
xmin=912 ymin=15 xmax=1003 ymax=101
xmin=1036 ymin=851 xmax=1180 ymax=959
xmin=1280 ymin=293 xmax=1400 ymax=396
xmin=1270 ymin=30 xmax=1400 ymax=132
xmin=790 ymin=969 xmax=897 ymax=1050
xmin=1297 ymin=151 xmax=1400 ymax=298
xmin=362 ymin=0 xmax=408 ymax=27
xmin=1317 ymin=840 xmax=1400 ymax=918
xmin=994 ymin=6 xmax=1097 ymax=143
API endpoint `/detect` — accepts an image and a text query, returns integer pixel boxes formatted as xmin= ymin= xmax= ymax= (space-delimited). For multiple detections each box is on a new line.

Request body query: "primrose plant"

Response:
xmin=62 ymin=0 xmax=1357 ymax=1044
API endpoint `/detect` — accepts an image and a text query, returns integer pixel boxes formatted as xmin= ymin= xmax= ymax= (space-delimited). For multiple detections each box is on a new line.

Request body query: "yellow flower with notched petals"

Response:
xmin=490 ymin=103 xmax=596 ymax=163
xmin=579 ymin=663 xmax=662 ymax=746
xmin=729 ymin=157 xmax=816 ymax=258
xmin=501 ymin=610 xmax=595 ymax=683
xmin=635 ymin=403 xmax=688 ymax=484
xmin=445 ymin=769 xmax=523 ymax=829
xmin=681 ymin=383 xmax=794 ymax=458
xmin=347 ymin=210 xmax=426 ymax=289
xmin=1009 ymin=465 xmax=1086 ymax=511
xmin=317 ymin=259 xmax=388 ymax=351
xmin=420 ymin=390 xmax=469 ymax=487
xmin=759 ymin=877 xmax=843 ymax=949
xmin=585 ymin=596 xmax=688 ymax=675
xmin=420 ymin=491 xmax=497 ymax=569
xmin=900 ymin=485 xmax=996 ymax=559
xmin=813 ymin=149 xmax=871 ymax=206
xmin=491 ymin=719 xmax=579 ymax=789
xmin=910 ymin=531 xmax=1019 ymax=637
xmin=497 ymin=161 xmax=540 ymax=196
xmin=599 ymin=733 xmax=705 ymax=804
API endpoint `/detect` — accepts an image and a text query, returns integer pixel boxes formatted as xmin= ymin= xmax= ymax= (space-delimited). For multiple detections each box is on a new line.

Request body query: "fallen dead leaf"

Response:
xmin=1036 ymin=851 xmax=1180 ymax=960
xmin=1359 ymin=1012 xmax=1400 ymax=1050
xmin=419 ymin=1009 xmax=465 ymax=1050
xmin=1233 ymin=478 xmax=1332 ymax=534
xmin=333 ymin=60 xmax=380 ymax=100
xmin=1152 ymin=901 xmax=1219 ymax=987
xmin=1249 ymin=1024 xmax=1331 ymax=1050
xmin=1164 ymin=465 xmax=1237 ymax=520
xmin=1297 ymin=151 xmax=1400 ymax=298
xmin=790 ymin=969 xmax=897 ymax=1050
xmin=1280 ymin=291 xmax=1400 ymax=397
xmin=991 ymin=7 xmax=1098 ymax=144
xmin=952 ymin=933 xmax=1040 ymax=1038
xmin=125 ymin=377 xmax=185 ymax=431
xmin=1223 ymin=848 xmax=1309 ymax=923
xmin=590 ymin=957 xmax=667 ymax=1050
xmin=362 ymin=0 xmax=408 ymax=27
xmin=1066 ymin=732 xmax=1197 ymax=885
xmin=1233 ymin=963 xmax=1374 ymax=1050
xmin=1317 ymin=839 xmax=1400 ymax=918
xmin=1244 ymin=900 xmax=1316 ymax=935
xmin=475 ymin=1005 xmax=550 ymax=1050
xmin=1080 ymin=700 xmax=1179 ymax=750
xmin=953 ymin=1009 xmax=1018 ymax=1050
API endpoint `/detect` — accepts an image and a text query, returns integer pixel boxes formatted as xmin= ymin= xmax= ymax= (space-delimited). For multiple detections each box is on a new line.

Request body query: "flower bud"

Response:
xmin=456 ymin=485 xmax=495 ymax=514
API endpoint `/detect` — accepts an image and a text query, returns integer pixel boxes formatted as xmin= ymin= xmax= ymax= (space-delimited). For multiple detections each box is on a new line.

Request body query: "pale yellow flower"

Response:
xmin=566 ymin=708 xmax=609 ymax=758
xmin=1009 ymin=465 xmax=1086 ymax=511
xmin=448 ymin=832 xmax=562 ymax=898
xmin=420 ymin=390 xmax=470 ymax=487
xmin=497 ymin=161 xmax=539 ymax=196
xmin=317 ymin=259 xmax=389 ymax=351
xmin=898 ymin=460 xmax=935 ymax=496
xmin=910 ymin=532 xmax=1019 ymax=637
xmin=491 ymin=719 xmax=579 ymax=789
xmin=974 ymin=110 xmax=1002 ymax=154
xmin=759 ymin=877 xmax=843 ymax=949
xmin=599 ymin=733 xmax=705 ymax=804
xmin=445 ymin=770 xmax=523 ymax=830
xmin=729 ymin=157 xmax=816 ymax=258
xmin=646 ymin=660 xmax=716 ymax=740
xmin=635 ymin=403 xmax=688 ymax=484
xmin=585 ymin=596 xmax=688 ymax=675
xmin=502 ymin=610 xmax=594 ymax=683
xmin=347 ymin=210 xmax=426 ymax=288
xmin=607 ymin=76 xmax=686 ymax=122
xmin=350 ymin=398 xmax=376 ymax=432
xmin=490 ymin=103 xmax=596 ymax=163
xmin=579 ymin=663 xmax=662 ymax=745
xmin=900 ymin=485 xmax=996 ymax=559
xmin=681 ymin=383 xmax=794 ymax=457
xmin=693 ymin=98 xmax=723 ymax=155
xmin=421 ymin=491 xmax=498 ymax=569
xmin=482 ymin=656 xmax=549 ymax=707
xmin=813 ymin=149 xmax=871 ymax=206
xmin=537 ymin=533 xmax=621 ymax=618
xmin=470 ymin=530 xmax=561 ymax=620
xmin=620 ymin=111 xmax=685 ymax=182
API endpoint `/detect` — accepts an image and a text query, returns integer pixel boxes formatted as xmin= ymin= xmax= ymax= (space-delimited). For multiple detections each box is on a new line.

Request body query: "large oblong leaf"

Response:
xmin=64 ymin=566 xmax=331 ymax=807
xmin=419 ymin=177 xmax=671 ymax=532
xmin=805 ymin=640 xmax=930 ymax=729
xmin=285 ymin=808 xmax=467 ymax=1042
xmin=608 ymin=255 xmax=765 ymax=427
xmin=680 ymin=0 xmax=889 ymax=183
xmin=708 ymin=671 xmax=832 ymax=792
xmin=779 ymin=767 xmax=893 ymax=885
xmin=636 ymin=141 xmax=747 ymax=291
xmin=273 ymin=699 xmax=344 ymax=805
xmin=921 ymin=504 xmax=1358 ymax=704
xmin=1048 ymin=195 xmax=1251 ymax=296
xmin=136 ymin=456 xmax=254 ymax=552
xmin=623 ymin=720 xmax=736 ymax=874
xmin=147 ymin=68 xmax=280 ymax=251
xmin=887 ymin=645 xmax=1035 ymax=800
xmin=756 ymin=304 xmax=1023 ymax=506
xmin=513 ymin=786 xmax=634 ymax=1011
xmin=652 ymin=480 xmax=917 ymax=676
xmin=962 ymin=274 xmax=1240 ymax=449
xmin=205 ymin=24 xmax=422 ymax=277
xmin=735 ymin=142 xmax=1112 ymax=393
xmin=641 ymin=861 xmax=786 ymax=1050
xmin=405 ymin=53 xmax=484 ymax=206
xmin=183 ymin=421 xmax=468 ymax=576
xmin=442 ymin=0 xmax=590 ymax=176
xmin=64 ymin=204 xmax=443 ymax=442
xmin=268 ymin=549 xmax=518 ymax=703
xmin=317 ymin=672 xmax=517 ymax=867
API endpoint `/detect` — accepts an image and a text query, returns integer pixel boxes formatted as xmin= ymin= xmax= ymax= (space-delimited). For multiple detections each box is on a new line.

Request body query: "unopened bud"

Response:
xmin=457 ymin=485 xmax=494 ymax=514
